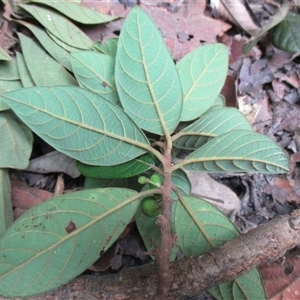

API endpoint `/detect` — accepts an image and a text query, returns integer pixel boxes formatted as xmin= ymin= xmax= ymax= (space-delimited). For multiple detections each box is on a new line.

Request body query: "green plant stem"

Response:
xmin=154 ymin=148 xmax=176 ymax=299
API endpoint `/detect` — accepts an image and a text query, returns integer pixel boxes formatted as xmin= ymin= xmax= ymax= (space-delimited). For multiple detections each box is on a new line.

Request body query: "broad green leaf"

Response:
xmin=115 ymin=7 xmax=183 ymax=135
xmin=19 ymin=3 xmax=93 ymax=50
xmin=272 ymin=12 xmax=300 ymax=52
xmin=2 ymin=86 xmax=149 ymax=166
xmin=0 ymin=80 xmax=23 ymax=111
xmin=16 ymin=52 xmax=34 ymax=88
xmin=18 ymin=33 xmax=77 ymax=86
xmin=84 ymin=177 xmax=129 ymax=189
xmin=170 ymin=169 xmax=191 ymax=232
xmin=209 ymin=269 xmax=267 ymax=300
xmin=243 ymin=0 xmax=290 ymax=54
xmin=176 ymin=195 xmax=267 ymax=299
xmin=0 ymin=58 xmax=19 ymax=80
xmin=47 ymin=29 xmax=84 ymax=52
xmin=213 ymin=94 xmax=226 ymax=107
xmin=18 ymin=21 xmax=72 ymax=71
xmin=135 ymin=203 xmax=161 ymax=255
xmin=93 ymin=38 xmax=118 ymax=58
xmin=176 ymin=44 xmax=228 ymax=121
xmin=84 ymin=176 xmax=141 ymax=191
xmin=0 ymin=47 xmax=10 ymax=61
xmin=77 ymin=152 xmax=154 ymax=179
xmin=0 ymin=168 xmax=13 ymax=238
xmin=0 ymin=111 xmax=33 ymax=169
xmin=179 ymin=130 xmax=289 ymax=173
xmin=30 ymin=0 xmax=118 ymax=24
xmin=175 ymin=195 xmax=238 ymax=255
xmin=171 ymin=168 xmax=191 ymax=198
xmin=71 ymin=51 xmax=119 ymax=104
xmin=0 ymin=80 xmax=23 ymax=94
xmin=174 ymin=107 xmax=253 ymax=150
xmin=0 ymin=188 xmax=140 ymax=297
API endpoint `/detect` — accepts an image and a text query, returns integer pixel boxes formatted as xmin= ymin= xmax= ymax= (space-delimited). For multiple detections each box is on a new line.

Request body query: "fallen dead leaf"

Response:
xmin=260 ymin=251 xmax=300 ymax=300
xmin=54 ymin=173 xmax=64 ymax=196
xmin=11 ymin=180 xmax=53 ymax=210
xmin=184 ymin=171 xmax=241 ymax=216
xmin=83 ymin=2 xmax=231 ymax=61
xmin=264 ymin=176 xmax=300 ymax=204
xmin=25 ymin=151 xmax=81 ymax=178
xmin=272 ymin=79 xmax=287 ymax=100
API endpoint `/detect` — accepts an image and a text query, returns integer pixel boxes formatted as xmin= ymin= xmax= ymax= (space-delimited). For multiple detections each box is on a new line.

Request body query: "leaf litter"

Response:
xmin=2 ymin=0 xmax=300 ymax=299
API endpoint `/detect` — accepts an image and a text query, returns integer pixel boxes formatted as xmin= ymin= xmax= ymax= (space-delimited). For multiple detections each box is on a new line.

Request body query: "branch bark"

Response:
xmin=2 ymin=209 xmax=300 ymax=300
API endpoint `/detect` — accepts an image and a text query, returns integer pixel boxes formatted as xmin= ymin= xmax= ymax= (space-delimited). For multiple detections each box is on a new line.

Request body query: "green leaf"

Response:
xmin=175 ymin=195 xmax=239 ymax=255
xmin=18 ymin=33 xmax=77 ymax=86
xmin=0 ymin=188 xmax=140 ymax=297
xmin=71 ymin=51 xmax=119 ymax=104
xmin=0 ymin=58 xmax=19 ymax=80
xmin=180 ymin=130 xmax=289 ymax=173
xmin=0 ymin=168 xmax=13 ymax=238
xmin=272 ymin=12 xmax=300 ymax=52
xmin=176 ymin=44 xmax=228 ymax=121
xmin=0 ymin=111 xmax=33 ymax=169
xmin=77 ymin=152 xmax=154 ymax=179
xmin=115 ymin=7 xmax=183 ymax=135
xmin=209 ymin=269 xmax=267 ymax=300
xmin=213 ymin=94 xmax=226 ymax=107
xmin=174 ymin=107 xmax=253 ymax=150
xmin=2 ymin=86 xmax=149 ymax=166
xmin=46 ymin=30 xmax=83 ymax=52
xmin=84 ymin=177 xmax=129 ymax=189
xmin=171 ymin=168 xmax=191 ymax=197
xmin=93 ymin=38 xmax=118 ymax=58
xmin=0 ymin=80 xmax=23 ymax=94
xmin=29 ymin=0 xmax=118 ymax=24
xmin=19 ymin=3 xmax=93 ymax=50
xmin=0 ymin=47 xmax=11 ymax=61
xmin=18 ymin=21 xmax=72 ymax=71
xmin=0 ymin=80 xmax=23 ymax=111
xmin=176 ymin=195 xmax=267 ymax=299
xmin=16 ymin=52 xmax=35 ymax=88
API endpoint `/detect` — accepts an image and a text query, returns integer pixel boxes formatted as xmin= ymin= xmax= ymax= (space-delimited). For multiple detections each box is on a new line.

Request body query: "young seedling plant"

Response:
xmin=0 ymin=6 xmax=289 ymax=299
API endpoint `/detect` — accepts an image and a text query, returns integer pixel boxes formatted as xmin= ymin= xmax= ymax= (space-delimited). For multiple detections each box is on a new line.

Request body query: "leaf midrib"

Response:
xmin=137 ymin=10 xmax=170 ymax=136
xmin=184 ymin=48 xmax=224 ymax=104
xmin=4 ymin=95 xmax=149 ymax=151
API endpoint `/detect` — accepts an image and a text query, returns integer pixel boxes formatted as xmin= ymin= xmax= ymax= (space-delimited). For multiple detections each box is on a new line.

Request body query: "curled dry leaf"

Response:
xmin=211 ymin=0 xmax=261 ymax=35
xmin=184 ymin=171 xmax=241 ymax=216
xmin=25 ymin=151 xmax=81 ymax=178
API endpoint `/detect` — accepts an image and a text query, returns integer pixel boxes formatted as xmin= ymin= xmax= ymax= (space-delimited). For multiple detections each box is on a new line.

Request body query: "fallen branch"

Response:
xmin=2 ymin=209 xmax=300 ymax=300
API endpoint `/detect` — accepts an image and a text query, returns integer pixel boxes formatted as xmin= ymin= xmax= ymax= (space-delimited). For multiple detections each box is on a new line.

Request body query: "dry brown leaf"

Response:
xmin=211 ymin=0 xmax=260 ymax=35
xmin=264 ymin=176 xmax=300 ymax=204
xmin=11 ymin=180 xmax=53 ymax=210
xmin=84 ymin=2 xmax=231 ymax=61
xmin=25 ymin=151 xmax=81 ymax=178
xmin=272 ymin=79 xmax=287 ymax=100
xmin=260 ymin=252 xmax=300 ymax=300
xmin=146 ymin=4 xmax=231 ymax=61
xmin=184 ymin=171 xmax=241 ymax=216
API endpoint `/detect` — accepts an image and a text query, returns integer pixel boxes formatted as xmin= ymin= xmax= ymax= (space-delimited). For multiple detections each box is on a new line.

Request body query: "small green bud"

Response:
xmin=149 ymin=174 xmax=163 ymax=189
xmin=138 ymin=176 xmax=148 ymax=185
xmin=141 ymin=196 xmax=162 ymax=217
